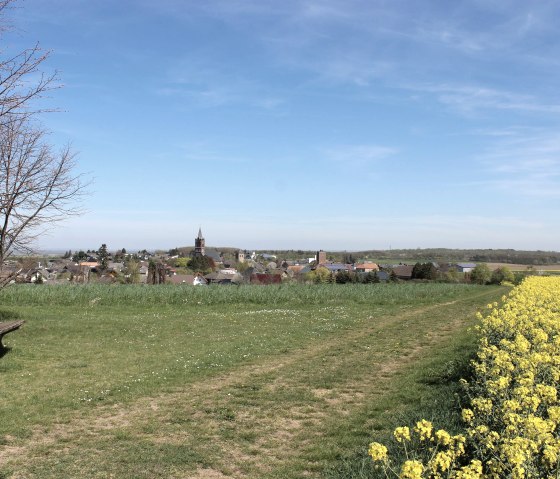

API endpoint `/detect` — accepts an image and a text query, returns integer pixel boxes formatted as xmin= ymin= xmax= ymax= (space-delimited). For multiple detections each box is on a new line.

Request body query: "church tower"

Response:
xmin=316 ymin=250 xmax=326 ymax=264
xmin=194 ymin=227 xmax=205 ymax=256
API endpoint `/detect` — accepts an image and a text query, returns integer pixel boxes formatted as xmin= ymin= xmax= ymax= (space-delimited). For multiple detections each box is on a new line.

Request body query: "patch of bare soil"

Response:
xmin=190 ymin=468 xmax=231 ymax=479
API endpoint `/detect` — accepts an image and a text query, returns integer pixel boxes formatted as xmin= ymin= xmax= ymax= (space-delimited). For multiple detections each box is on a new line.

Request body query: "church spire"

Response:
xmin=194 ymin=227 xmax=205 ymax=256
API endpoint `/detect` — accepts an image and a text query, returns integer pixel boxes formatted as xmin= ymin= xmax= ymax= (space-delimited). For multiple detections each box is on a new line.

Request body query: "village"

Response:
xmin=2 ymin=228 xmax=492 ymax=286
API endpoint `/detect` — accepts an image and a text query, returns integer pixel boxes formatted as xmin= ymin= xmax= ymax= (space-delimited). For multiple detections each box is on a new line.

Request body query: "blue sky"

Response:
xmin=6 ymin=0 xmax=560 ymax=252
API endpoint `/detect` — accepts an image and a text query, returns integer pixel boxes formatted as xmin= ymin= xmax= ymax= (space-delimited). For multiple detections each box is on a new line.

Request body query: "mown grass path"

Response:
xmin=0 ymin=285 xmax=506 ymax=478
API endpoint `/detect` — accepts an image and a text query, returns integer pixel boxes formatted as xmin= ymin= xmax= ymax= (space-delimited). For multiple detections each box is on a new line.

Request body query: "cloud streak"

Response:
xmin=323 ymin=144 xmax=397 ymax=167
xmin=475 ymin=130 xmax=560 ymax=197
xmin=142 ymin=1 xmax=560 ymax=118
xmin=403 ymin=84 xmax=560 ymax=116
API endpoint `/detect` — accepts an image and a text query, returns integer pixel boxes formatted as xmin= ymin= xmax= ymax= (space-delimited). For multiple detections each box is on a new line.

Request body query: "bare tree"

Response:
xmin=0 ymin=116 xmax=86 ymax=266
xmin=0 ymin=0 xmax=86 ymax=285
xmin=0 ymin=44 xmax=56 ymax=123
xmin=0 ymin=0 xmax=58 ymax=125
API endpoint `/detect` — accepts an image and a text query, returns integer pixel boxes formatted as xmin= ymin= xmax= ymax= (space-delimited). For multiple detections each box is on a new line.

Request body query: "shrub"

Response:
xmin=490 ymin=266 xmax=514 ymax=285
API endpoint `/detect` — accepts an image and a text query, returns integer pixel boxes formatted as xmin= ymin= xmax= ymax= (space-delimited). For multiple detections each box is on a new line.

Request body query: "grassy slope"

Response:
xmin=0 ymin=284 xmax=506 ymax=478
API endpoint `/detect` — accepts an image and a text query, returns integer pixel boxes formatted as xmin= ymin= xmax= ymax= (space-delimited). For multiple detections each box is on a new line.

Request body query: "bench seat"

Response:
xmin=0 ymin=320 xmax=25 ymax=351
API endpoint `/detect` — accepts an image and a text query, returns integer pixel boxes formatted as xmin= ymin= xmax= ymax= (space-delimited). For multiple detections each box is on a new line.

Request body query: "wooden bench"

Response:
xmin=0 ymin=320 xmax=24 ymax=351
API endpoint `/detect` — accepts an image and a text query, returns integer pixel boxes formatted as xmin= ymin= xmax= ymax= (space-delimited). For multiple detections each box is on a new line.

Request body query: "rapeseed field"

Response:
xmin=369 ymin=277 xmax=560 ymax=478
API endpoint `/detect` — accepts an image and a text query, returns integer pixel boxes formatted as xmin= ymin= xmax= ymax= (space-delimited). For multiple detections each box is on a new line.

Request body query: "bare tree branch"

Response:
xmin=0 ymin=0 xmax=60 ymax=127
xmin=0 ymin=115 xmax=88 ymax=264
xmin=0 ymin=44 xmax=59 ymax=124
xmin=0 ymin=0 xmax=87 ymax=281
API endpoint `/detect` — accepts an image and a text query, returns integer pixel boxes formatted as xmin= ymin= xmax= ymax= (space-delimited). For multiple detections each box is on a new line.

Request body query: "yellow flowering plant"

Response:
xmin=368 ymin=419 xmax=468 ymax=478
xmin=368 ymin=277 xmax=560 ymax=478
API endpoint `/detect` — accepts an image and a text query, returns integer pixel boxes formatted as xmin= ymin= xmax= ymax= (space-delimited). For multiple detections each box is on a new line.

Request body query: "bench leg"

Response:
xmin=0 ymin=333 xmax=8 ymax=353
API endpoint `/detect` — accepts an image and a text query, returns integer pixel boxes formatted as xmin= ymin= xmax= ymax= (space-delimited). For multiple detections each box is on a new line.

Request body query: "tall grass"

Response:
xmin=0 ymin=282 xmax=484 ymax=307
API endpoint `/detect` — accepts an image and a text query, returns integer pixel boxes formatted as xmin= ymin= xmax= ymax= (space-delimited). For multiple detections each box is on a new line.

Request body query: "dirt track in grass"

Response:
xmin=1 ymin=288 xmax=503 ymax=478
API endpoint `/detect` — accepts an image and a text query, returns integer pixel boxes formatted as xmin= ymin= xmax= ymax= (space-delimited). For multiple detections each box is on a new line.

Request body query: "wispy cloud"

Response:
xmin=306 ymin=55 xmax=394 ymax=87
xmin=472 ymin=177 xmax=560 ymax=198
xmin=156 ymin=85 xmax=239 ymax=108
xmin=415 ymin=25 xmax=485 ymax=53
xmin=151 ymin=48 xmax=292 ymax=111
xmin=323 ymin=144 xmax=397 ymax=167
xmin=140 ymin=0 xmax=560 ymax=117
xmin=180 ymin=150 xmax=250 ymax=165
xmin=404 ymin=84 xmax=560 ymax=115
xmin=474 ymin=130 xmax=560 ymax=197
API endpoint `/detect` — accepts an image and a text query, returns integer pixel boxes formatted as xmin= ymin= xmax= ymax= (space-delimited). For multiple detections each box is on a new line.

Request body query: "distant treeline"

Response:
xmin=254 ymin=248 xmax=560 ymax=265
xmin=163 ymin=246 xmax=560 ymax=265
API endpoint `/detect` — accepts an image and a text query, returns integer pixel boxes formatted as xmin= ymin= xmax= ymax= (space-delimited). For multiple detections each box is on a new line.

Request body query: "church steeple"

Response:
xmin=194 ymin=227 xmax=205 ymax=256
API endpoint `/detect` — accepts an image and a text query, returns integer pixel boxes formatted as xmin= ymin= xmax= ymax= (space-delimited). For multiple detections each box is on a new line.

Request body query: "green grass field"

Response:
xmin=0 ymin=283 xmax=507 ymax=478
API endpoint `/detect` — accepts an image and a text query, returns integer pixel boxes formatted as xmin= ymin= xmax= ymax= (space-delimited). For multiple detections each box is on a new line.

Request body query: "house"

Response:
xmin=79 ymin=261 xmax=99 ymax=270
xmin=319 ymin=263 xmax=352 ymax=273
xmin=297 ymin=265 xmax=313 ymax=275
xmin=455 ymin=263 xmax=477 ymax=273
xmin=377 ymin=271 xmax=390 ymax=282
xmin=205 ymin=271 xmax=241 ymax=285
xmin=16 ymin=269 xmax=45 ymax=283
xmin=250 ymin=273 xmax=282 ymax=285
xmin=287 ymin=265 xmax=305 ymax=275
xmin=107 ymin=262 xmax=124 ymax=273
xmin=354 ymin=262 xmax=379 ymax=273
xmin=241 ymin=265 xmax=265 ymax=283
xmin=168 ymin=274 xmax=208 ymax=285
xmin=268 ymin=269 xmax=290 ymax=280
xmin=205 ymin=249 xmax=223 ymax=264
xmin=38 ymin=267 xmax=57 ymax=282
xmin=62 ymin=264 xmax=91 ymax=283
xmin=286 ymin=264 xmax=312 ymax=280
xmin=218 ymin=268 xmax=238 ymax=275
xmin=265 ymin=261 xmax=278 ymax=271
xmin=391 ymin=265 xmax=414 ymax=280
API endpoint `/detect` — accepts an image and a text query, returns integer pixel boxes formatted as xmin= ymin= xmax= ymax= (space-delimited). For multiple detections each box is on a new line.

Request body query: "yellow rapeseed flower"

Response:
xmin=430 ymin=450 xmax=453 ymax=473
xmin=394 ymin=426 xmax=411 ymax=443
xmin=414 ymin=419 xmax=433 ymax=441
xmin=454 ymin=460 xmax=483 ymax=479
xmin=435 ymin=429 xmax=451 ymax=446
xmin=400 ymin=459 xmax=423 ymax=479
xmin=547 ymin=406 xmax=560 ymax=422
xmin=368 ymin=442 xmax=388 ymax=462
xmin=471 ymin=398 xmax=493 ymax=415
xmin=462 ymin=408 xmax=474 ymax=424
